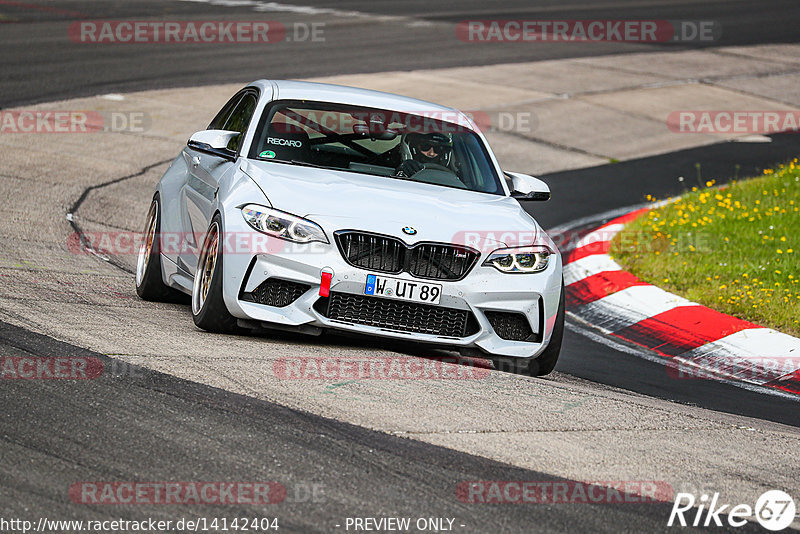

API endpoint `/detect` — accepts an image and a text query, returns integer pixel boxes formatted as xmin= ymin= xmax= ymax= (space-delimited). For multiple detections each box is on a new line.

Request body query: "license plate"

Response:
xmin=364 ymin=274 xmax=442 ymax=305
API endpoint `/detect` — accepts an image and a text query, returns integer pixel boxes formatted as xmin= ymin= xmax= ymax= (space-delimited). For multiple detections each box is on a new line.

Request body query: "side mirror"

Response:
xmin=505 ymin=171 xmax=551 ymax=201
xmin=187 ymin=129 xmax=240 ymax=161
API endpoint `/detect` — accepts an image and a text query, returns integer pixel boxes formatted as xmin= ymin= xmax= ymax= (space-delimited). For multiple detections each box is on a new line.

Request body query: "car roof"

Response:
xmin=247 ymin=79 xmax=475 ymax=127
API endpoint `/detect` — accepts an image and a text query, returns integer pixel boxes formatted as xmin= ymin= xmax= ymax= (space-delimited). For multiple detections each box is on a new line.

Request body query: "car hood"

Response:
xmin=240 ymin=160 xmax=541 ymax=248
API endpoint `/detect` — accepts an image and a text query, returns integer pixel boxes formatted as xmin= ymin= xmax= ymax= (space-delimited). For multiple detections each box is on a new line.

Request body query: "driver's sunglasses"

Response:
xmin=418 ymin=142 xmax=448 ymax=153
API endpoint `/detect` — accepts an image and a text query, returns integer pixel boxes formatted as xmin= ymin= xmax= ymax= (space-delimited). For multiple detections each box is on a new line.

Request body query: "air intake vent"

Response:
xmin=316 ymin=292 xmax=479 ymax=338
xmin=335 ymin=232 xmax=405 ymax=273
xmin=408 ymin=243 xmax=479 ymax=281
xmin=335 ymin=231 xmax=478 ymax=281
xmin=241 ymin=279 xmax=310 ymax=308
xmin=485 ymin=311 xmax=535 ymax=341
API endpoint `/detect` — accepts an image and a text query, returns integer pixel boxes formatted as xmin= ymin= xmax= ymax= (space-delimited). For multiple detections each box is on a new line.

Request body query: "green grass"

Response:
xmin=609 ymin=158 xmax=800 ymax=336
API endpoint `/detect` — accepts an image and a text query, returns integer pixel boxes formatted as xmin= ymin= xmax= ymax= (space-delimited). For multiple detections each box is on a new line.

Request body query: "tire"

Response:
xmin=527 ymin=279 xmax=565 ymax=376
xmin=135 ymin=196 xmax=184 ymax=302
xmin=491 ymin=279 xmax=565 ymax=377
xmin=191 ymin=214 xmax=243 ymax=334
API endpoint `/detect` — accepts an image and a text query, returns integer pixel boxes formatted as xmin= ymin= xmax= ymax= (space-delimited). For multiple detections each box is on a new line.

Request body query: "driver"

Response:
xmin=396 ymin=132 xmax=453 ymax=177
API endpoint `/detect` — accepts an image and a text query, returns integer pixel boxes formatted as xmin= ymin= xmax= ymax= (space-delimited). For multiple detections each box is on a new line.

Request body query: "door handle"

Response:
xmin=192 ymin=156 xmax=201 ymax=167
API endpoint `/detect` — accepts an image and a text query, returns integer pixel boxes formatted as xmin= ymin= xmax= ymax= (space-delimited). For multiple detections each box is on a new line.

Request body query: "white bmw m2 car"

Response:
xmin=135 ymin=80 xmax=564 ymax=376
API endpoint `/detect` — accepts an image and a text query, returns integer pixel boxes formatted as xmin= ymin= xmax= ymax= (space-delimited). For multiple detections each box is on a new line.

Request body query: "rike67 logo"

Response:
xmin=668 ymin=490 xmax=796 ymax=531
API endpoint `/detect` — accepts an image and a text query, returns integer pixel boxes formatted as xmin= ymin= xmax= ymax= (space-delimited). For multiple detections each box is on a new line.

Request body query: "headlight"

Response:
xmin=483 ymin=245 xmax=551 ymax=273
xmin=240 ymin=204 xmax=328 ymax=244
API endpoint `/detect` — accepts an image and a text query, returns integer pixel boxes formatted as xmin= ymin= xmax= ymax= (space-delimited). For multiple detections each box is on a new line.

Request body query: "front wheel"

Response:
xmin=191 ymin=215 xmax=243 ymax=334
xmin=527 ymin=280 xmax=565 ymax=376
xmin=491 ymin=280 xmax=565 ymax=377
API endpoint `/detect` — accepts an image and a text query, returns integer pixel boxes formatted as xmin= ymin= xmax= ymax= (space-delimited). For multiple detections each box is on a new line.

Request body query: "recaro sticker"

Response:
xmin=266 ymin=137 xmax=303 ymax=147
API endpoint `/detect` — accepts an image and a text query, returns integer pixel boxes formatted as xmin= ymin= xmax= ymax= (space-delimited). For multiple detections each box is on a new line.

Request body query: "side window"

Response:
xmin=223 ymin=93 xmax=258 ymax=153
xmin=208 ymin=92 xmax=244 ymax=131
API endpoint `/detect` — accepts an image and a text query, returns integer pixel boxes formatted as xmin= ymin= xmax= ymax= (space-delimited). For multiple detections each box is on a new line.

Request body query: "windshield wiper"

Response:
xmin=266 ymin=158 xmax=414 ymax=181
xmin=299 ymin=159 xmax=404 ymax=180
xmin=289 ymin=159 xmax=338 ymax=170
xmin=258 ymin=158 xmax=335 ymax=170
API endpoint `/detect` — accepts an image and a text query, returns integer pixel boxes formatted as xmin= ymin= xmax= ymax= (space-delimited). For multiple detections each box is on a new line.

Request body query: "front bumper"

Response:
xmin=221 ymin=217 xmax=562 ymax=359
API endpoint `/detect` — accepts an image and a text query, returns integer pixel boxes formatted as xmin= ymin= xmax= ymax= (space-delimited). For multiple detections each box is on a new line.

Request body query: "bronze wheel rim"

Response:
xmin=192 ymin=222 xmax=220 ymax=315
xmin=135 ymin=201 xmax=158 ymax=287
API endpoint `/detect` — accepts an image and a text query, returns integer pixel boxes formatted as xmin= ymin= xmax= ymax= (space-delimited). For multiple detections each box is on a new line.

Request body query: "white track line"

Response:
xmin=563 ymin=254 xmax=621 ymax=286
xmin=576 ymin=285 xmax=697 ymax=333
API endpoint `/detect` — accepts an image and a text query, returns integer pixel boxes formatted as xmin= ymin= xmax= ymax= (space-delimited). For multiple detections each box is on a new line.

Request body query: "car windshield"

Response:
xmin=248 ymin=100 xmax=504 ymax=195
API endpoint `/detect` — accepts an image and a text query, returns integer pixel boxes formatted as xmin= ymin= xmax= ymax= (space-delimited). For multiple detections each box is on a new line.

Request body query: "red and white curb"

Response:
xmin=550 ymin=207 xmax=800 ymax=397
